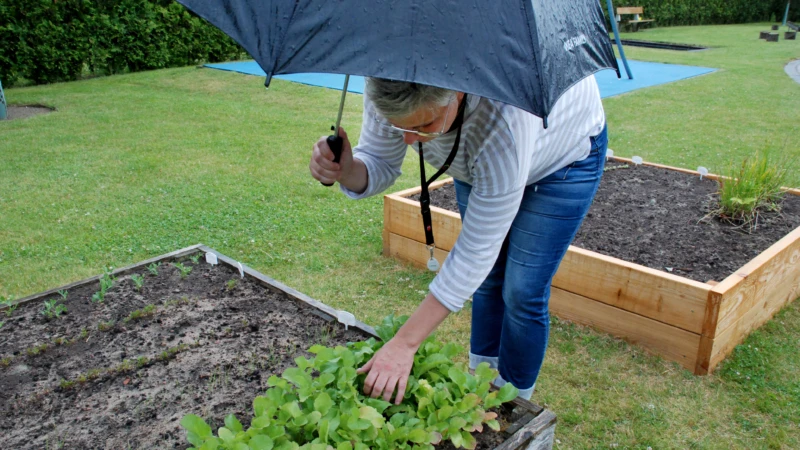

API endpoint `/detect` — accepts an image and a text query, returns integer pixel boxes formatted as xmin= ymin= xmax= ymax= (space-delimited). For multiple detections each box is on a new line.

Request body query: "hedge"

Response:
xmin=0 ymin=0 xmax=243 ymax=87
xmin=608 ymin=1 xmax=797 ymax=27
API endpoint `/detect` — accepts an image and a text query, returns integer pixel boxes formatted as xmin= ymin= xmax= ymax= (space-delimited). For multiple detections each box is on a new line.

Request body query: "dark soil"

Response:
xmin=5 ymin=105 xmax=54 ymax=120
xmin=0 ymin=252 xmax=519 ymax=449
xmin=411 ymin=163 xmax=800 ymax=283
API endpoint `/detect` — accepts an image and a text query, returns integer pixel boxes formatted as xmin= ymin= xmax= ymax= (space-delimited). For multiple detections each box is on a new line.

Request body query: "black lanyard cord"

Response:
xmin=418 ymin=94 xmax=468 ymax=247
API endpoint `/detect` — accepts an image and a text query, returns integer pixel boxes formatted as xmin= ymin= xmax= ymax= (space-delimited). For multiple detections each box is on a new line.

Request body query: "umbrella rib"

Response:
xmin=270 ymin=0 xmax=302 ymax=77
xmin=520 ymin=0 xmax=547 ymax=120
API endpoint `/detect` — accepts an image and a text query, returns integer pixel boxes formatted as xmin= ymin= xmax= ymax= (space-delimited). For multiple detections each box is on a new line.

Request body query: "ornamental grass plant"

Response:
xmin=715 ymin=150 xmax=791 ymax=230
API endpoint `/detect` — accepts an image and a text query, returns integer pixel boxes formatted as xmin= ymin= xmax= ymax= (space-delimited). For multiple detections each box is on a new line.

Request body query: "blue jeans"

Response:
xmin=455 ymin=126 xmax=608 ymax=395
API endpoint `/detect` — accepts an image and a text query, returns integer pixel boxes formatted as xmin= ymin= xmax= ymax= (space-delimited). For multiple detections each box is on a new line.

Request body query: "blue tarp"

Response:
xmin=204 ymin=59 xmax=716 ymax=99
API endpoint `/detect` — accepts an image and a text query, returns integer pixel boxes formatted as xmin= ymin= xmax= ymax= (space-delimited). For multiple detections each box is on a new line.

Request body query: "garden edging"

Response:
xmin=4 ymin=244 xmax=557 ymax=450
xmin=382 ymin=158 xmax=800 ymax=375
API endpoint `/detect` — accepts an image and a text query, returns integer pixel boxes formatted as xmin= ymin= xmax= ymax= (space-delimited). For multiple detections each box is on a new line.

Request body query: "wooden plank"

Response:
xmin=697 ymin=227 xmax=800 ymax=371
xmin=495 ymin=409 xmax=557 ymax=450
xmin=386 ymin=232 xmax=451 ymax=270
xmin=617 ymin=7 xmax=644 ymax=14
xmin=382 ymin=197 xmax=392 ymax=256
xmin=198 ymin=245 xmax=380 ymax=338
xmin=549 ymin=286 xmax=701 ymax=372
xmin=384 ymin=194 xmax=462 ymax=251
xmin=553 ymin=246 xmax=710 ymax=334
xmin=1 ymin=244 xmax=205 ymax=311
xmin=710 ymin=226 xmax=800 ymax=336
xmin=608 ymin=157 xmax=800 ymax=196
xmin=704 ymin=269 xmax=800 ymax=373
xmin=387 ymin=178 xmax=453 ymax=199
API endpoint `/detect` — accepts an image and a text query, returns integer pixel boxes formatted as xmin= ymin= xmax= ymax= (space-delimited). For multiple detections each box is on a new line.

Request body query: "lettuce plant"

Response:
xmin=181 ymin=315 xmax=518 ymax=450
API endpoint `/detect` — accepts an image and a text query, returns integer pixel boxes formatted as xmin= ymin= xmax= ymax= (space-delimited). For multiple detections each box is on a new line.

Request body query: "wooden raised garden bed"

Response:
xmin=0 ymin=244 xmax=556 ymax=449
xmin=382 ymin=158 xmax=800 ymax=375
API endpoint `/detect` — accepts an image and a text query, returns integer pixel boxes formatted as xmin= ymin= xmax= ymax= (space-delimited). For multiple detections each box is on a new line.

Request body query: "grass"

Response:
xmin=605 ymin=24 xmax=800 ymax=184
xmin=0 ymin=22 xmax=798 ymax=449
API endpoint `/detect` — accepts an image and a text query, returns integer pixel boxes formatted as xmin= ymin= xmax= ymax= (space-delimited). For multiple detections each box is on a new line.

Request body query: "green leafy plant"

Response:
xmin=1 ymin=295 xmax=17 ymax=317
xmin=147 ymin=262 xmax=161 ymax=276
xmin=174 ymin=262 xmax=192 ymax=279
xmin=41 ymin=299 xmax=67 ymax=320
xmin=226 ymin=279 xmax=237 ymax=291
xmin=92 ymin=268 xmax=117 ymax=303
xmin=189 ymin=253 xmax=201 ymax=264
xmin=57 ymin=290 xmax=68 ymax=301
xmin=181 ymin=314 xmax=518 ymax=450
xmin=98 ymin=320 xmax=115 ymax=332
xmin=131 ymin=274 xmax=145 ymax=291
xmin=715 ymin=150 xmax=790 ymax=230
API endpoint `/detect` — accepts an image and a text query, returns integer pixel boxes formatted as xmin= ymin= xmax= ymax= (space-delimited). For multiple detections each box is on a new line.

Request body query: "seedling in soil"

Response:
xmin=1 ymin=357 xmax=11 ymax=367
xmin=92 ymin=270 xmax=116 ymax=303
xmin=174 ymin=262 xmax=192 ymax=279
xmin=123 ymin=304 xmax=157 ymax=323
xmin=97 ymin=321 xmax=115 ymax=332
xmin=189 ymin=253 xmax=201 ymax=264
xmin=147 ymin=262 xmax=161 ymax=276
xmin=225 ymin=279 xmax=237 ymax=291
xmin=1 ymin=295 xmax=17 ymax=317
xmin=130 ymin=274 xmax=144 ymax=291
xmin=57 ymin=290 xmax=68 ymax=301
xmin=40 ymin=299 xmax=67 ymax=320
xmin=26 ymin=343 xmax=49 ymax=356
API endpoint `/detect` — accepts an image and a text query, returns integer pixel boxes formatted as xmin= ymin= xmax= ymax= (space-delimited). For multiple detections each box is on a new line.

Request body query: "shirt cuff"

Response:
xmin=338 ymin=154 xmax=386 ymax=199
xmin=429 ymin=278 xmax=465 ymax=313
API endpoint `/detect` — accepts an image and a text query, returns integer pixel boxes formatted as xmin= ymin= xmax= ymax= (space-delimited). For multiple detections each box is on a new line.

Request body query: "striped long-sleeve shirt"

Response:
xmin=342 ymin=76 xmax=605 ymax=312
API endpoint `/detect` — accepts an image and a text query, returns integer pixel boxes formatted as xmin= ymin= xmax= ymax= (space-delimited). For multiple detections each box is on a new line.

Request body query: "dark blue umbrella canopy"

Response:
xmin=177 ymin=0 xmax=619 ymax=120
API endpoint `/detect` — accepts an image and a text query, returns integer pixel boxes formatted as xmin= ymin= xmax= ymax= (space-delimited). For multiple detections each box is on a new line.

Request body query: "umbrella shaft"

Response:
xmin=334 ymin=75 xmax=350 ymax=137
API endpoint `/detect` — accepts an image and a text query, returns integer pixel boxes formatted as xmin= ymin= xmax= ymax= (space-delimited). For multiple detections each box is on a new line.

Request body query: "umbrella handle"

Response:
xmin=320 ymin=133 xmax=343 ymax=187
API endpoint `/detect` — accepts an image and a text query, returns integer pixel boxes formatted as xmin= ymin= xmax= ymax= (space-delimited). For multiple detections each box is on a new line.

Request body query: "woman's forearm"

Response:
xmin=339 ymin=158 xmax=369 ymax=194
xmin=394 ymin=293 xmax=451 ymax=351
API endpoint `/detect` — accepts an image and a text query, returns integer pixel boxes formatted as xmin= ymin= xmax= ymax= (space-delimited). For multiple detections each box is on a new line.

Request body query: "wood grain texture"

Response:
xmin=553 ymin=247 xmax=710 ymax=333
xmin=385 ymin=232 xmax=451 ymax=269
xmin=384 ymin=194 xmax=461 ymax=251
xmin=550 ymin=286 xmax=701 ymax=372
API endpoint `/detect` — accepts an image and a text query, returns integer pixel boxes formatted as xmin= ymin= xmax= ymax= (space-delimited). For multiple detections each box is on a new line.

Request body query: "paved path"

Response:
xmin=786 ymin=60 xmax=800 ymax=84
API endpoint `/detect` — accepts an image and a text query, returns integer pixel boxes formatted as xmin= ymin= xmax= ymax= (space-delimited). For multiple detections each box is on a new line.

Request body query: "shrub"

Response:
xmin=0 ymin=0 xmax=243 ymax=87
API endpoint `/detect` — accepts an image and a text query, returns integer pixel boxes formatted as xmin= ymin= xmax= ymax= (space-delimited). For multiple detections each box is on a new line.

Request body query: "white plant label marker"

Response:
xmin=697 ymin=166 xmax=709 ymax=180
xmin=607 ymin=148 xmax=614 ymax=160
xmin=205 ymin=252 xmax=218 ymax=266
xmin=632 ymin=156 xmax=643 ymax=165
xmin=237 ymin=261 xmax=244 ymax=279
xmin=426 ymin=245 xmax=440 ymax=272
xmin=337 ymin=310 xmax=356 ymax=330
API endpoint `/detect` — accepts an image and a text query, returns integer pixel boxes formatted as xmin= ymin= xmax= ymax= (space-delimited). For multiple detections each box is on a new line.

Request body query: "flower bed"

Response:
xmin=382 ymin=158 xmax=800 ymax=374
xmin=0 ymin=244 xmax=555 ymax=449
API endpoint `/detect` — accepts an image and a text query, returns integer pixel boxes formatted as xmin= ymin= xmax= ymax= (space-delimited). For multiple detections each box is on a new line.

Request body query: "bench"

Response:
xmin=615 ymin=7 xmax=655 ymax=32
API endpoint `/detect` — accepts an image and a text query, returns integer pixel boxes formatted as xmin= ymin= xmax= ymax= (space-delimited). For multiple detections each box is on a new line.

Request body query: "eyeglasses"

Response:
xmin=373 ymin=99 xmax=454 ymax=138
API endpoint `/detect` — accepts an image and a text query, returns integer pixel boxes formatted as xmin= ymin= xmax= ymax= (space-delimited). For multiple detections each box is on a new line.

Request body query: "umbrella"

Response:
xmin=175 ymin=0 xmax=619 ymax=125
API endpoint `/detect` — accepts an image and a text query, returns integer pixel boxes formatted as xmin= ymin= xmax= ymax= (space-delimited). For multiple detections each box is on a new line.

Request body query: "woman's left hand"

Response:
xmin=357 ymin=336 xmax=418 ymax=404
xmin=357 ymin=293 xmax=452 ymax=404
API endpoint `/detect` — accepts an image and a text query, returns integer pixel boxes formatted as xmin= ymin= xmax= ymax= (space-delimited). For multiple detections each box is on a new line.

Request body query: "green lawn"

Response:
xmin=1 ymin=22 xmax=798 ymax=449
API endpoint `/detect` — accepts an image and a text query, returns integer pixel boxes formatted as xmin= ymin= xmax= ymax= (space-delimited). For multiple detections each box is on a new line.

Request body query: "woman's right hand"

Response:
xmin=310 ymin=127 xmax=354 ymax=186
